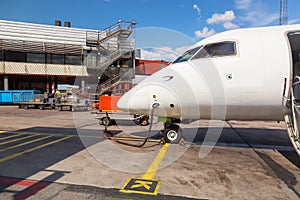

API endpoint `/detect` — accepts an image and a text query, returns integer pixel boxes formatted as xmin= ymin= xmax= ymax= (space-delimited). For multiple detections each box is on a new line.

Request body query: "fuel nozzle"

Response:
xmin=152 ymin=102 xmax=160 ymax=109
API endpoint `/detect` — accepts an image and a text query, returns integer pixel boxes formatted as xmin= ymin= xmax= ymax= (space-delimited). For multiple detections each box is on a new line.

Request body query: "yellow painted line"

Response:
xmin=0 ymin=134 xmax=37 ymax=145
xmin=0 ymin=131 xmax=8 ymax=134
xmin=6 ymin=131 xmax=100 ymax=139
xmin=0 ymin=133 xmax=28 ymax=141
xmin=142 ymin=143 xmax=170 ymax=180
xmin=120 ymin=143 xmax=170 ymax=196
xmin=4 ymin=131 xmax=107 ymax=140
xmin=0 ymin=135 xmax=72 ymax=164
xmin=101 ymin=110 xmax=122 ymax=112
xmin=0 ymin=135 xmax=53 ymax=153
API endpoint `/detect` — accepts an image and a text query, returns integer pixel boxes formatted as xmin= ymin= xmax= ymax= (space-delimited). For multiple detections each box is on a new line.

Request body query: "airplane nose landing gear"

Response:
xmin=161 ymin=121 xmax=182 ymax=144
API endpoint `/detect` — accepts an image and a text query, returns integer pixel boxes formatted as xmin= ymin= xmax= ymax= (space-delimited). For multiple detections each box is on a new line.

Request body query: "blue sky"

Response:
xmin=0 ymin=0 xmax=299 ymax=60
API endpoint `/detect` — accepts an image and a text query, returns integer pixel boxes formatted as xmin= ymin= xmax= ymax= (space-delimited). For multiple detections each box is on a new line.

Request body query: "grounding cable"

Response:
xmin=103 ymin=103 xmax=162 ymax=147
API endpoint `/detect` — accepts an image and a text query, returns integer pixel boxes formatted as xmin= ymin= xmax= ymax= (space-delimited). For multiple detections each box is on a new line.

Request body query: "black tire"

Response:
xmin=133 ymin=115 xmax=140 ymax=125
xmin=139 ymin=117 xmax=149 ymax=126
xmin=102 ymin=117 xmax=112 ymax=126
xmin=162 ymin=125 xmax=182 ymax=144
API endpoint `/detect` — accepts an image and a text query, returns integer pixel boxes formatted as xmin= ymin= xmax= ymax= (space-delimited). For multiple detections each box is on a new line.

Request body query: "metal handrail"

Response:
xmin=100 ymin=73 xmax=122 ymax=87
xmin=97 ymin=49 xmax=132 ymax=69
xmin=100 ymin=20 xmax=135 ymax=35
xmin=86 ymin=20 xmax=136 ymax=45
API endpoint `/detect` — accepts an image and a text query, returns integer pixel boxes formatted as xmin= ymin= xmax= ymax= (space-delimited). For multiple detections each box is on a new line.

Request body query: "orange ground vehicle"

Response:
xmin=98 ymin=95 xmax=122 ymax=112
xmin=97 ymin=95 xmax=149 ymax=126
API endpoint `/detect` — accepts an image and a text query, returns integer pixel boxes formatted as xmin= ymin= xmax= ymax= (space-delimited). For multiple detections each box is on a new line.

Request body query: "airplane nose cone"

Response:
xmin=117 ymin=93 xmax=129 ymax=112
xmin=117 ymin=91 xmax=150 ymax=112
xmin=117 ymin=83 xmax=180 ymax=117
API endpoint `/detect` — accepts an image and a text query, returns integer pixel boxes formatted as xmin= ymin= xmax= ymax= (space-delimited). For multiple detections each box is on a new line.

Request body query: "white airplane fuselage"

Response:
xmin=117 ymin=25 xmax=300 ymax=155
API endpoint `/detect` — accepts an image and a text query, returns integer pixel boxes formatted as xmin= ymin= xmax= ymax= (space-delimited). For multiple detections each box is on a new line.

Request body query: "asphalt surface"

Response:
xmin=0 ymin=106 xmax=299 ymax=200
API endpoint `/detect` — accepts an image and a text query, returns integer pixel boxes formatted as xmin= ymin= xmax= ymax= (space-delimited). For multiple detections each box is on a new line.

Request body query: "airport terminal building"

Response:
xmin=0 ymin=19 xmax=136 ymax=93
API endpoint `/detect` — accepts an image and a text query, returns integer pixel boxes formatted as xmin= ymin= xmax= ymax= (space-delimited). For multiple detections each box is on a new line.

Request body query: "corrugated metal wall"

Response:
xmin=0 ymin=20 xmax=88 ymax=46
xmin=0 ymin=20 xmax=92 ymax=77
xmin=0 ymin=20 xmax=94 ymax=90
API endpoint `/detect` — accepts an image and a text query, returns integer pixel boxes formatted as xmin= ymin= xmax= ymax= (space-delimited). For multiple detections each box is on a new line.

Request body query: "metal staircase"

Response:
xmin=96 ymin=68 xmax=134 ymax=95
xmin=86 ymin=20 xmax=136 ymax=69
xmin=98 ymin=73 xmax=123 ymax=94
xmin=85 ymin=20 xmax=136 ymax=100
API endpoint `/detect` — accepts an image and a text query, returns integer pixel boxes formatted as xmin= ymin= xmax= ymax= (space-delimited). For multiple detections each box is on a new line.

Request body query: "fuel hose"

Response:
xmin=104 ymin=103 xmax=160 ymax=147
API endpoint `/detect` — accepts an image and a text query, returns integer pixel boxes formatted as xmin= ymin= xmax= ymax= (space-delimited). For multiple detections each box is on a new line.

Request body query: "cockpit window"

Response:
xmin=173 ymin=46 xmax=202 ymax=64
xmin=192 ymin=41 xmax=237 ymax=60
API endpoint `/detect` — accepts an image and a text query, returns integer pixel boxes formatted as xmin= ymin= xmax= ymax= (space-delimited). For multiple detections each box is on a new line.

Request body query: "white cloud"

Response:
xmin=194 ymin=27 xmax=216 ymax=39
xmin=240 ymin=11 xmax=278 ymax=27
xmin=207 ymin=10 xmax=236 ymax=25
xmin=289 ymin=19 xmax=300 ymax=25
xmin=235 ymin=0 xmax=252 ymax=10
xmin=193 ymin=4 xmax=201 ymax=17
xmin=205 ymin=10 xmax=239 ymax=32
xmin=235 ymin=0 xmax=278 ymax=26
xmin=223 ymin=22 xmax=240 ymax=30
xmin=174 ymin=46 xmax=191 ymax=55
xmin=140 ymin=46 xmax=190 ymax=61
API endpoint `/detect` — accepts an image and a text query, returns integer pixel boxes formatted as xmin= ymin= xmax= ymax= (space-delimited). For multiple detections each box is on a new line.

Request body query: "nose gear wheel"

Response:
xmin=161 ymin=123 xmax=182 ymax=144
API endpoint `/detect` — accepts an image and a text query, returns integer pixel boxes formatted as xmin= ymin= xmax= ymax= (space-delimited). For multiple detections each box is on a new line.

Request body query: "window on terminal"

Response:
xmin=27 ymin=52 xmax=45 ymax=64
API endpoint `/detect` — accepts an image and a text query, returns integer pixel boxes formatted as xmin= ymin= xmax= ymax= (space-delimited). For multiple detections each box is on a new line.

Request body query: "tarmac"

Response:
xmin=0 ymin=105 xmax=299 ymax=200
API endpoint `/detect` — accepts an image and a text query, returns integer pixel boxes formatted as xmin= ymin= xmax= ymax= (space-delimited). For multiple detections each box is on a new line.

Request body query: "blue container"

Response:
xmin=0 ymin=90 xmax=41 ymax=104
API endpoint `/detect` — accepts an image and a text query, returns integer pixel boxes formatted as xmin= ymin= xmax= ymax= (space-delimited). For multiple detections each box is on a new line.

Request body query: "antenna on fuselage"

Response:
xmin=280 ymin=0 xmax=288 ymax=25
